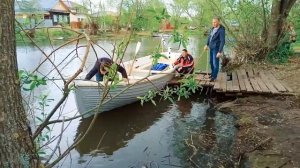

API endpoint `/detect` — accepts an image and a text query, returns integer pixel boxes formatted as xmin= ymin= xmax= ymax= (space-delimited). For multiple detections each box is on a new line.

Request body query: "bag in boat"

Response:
xmin=151 ymin=63 xmax=169 ymax=71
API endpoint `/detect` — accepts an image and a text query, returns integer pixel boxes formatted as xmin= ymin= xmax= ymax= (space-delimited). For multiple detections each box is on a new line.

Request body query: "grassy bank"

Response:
xmin=16 ymin=28 xmax=79 ymax=44
xmin=292 ymin=42 xmax=300 ymax=52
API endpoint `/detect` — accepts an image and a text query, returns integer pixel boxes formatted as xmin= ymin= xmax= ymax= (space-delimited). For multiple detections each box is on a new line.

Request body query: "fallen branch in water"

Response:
xmin=247 ymin=137 xmax=272 ymax=153
xmin=236 ymin=137 xmax=273 ymax=167
xmin=184 ymin=134 xmax=200 ymax=168
xmin=278 ymin=159 xmax=291 ymax=168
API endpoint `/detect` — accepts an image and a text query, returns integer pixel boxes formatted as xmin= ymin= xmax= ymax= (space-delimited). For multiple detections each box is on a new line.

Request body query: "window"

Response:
xmin=53 ymin=14 xmax=58 ymax=22
xmin=58 ymin=15 xmax=63 ymax=23
xmin=64 ymin=15 xmax=69 ymax=23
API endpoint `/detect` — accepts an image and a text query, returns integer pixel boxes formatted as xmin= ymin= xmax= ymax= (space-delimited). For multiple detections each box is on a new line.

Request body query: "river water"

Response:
xmin=17 ymin=36 xmax=235 ymax=167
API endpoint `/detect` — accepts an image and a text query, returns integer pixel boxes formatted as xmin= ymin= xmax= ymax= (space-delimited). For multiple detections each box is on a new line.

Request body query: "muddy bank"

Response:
xmin=201 ymin=56 xmax=300 ymax=167
xmin=215 ymin=95 xmax=300 ymax=168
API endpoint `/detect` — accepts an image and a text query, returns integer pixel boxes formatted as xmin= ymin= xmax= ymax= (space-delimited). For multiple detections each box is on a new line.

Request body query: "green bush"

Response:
xmin=267 ymin=41 xmax=294 ymax=64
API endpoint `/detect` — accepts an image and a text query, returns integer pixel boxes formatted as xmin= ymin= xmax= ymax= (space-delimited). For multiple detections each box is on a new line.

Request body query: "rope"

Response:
xmin=196 ymin=49 xmax=210 ymax=79
xmin=206 ymin=49 xmax=209 ymax=79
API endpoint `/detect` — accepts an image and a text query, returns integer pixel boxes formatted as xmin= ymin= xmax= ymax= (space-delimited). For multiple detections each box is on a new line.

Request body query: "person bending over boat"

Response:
xmin=85 ymin=57 xmax=129 ymax=83
xmin=172 ymin=49 xmax=194 ymax=75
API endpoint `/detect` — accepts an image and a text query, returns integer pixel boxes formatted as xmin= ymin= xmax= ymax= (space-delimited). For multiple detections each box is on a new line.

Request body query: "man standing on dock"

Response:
xmin=204 ymin=17 xmax=226 ymax=82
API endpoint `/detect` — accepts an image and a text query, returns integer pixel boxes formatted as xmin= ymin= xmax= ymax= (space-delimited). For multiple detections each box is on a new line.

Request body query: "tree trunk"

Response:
xmin=0 ymin=1 xmax=38 ymax=167
xmin=116 ymin=0 xmax=124 ymax=33
xmin=267 ymin=0 xmax=297 ymax=48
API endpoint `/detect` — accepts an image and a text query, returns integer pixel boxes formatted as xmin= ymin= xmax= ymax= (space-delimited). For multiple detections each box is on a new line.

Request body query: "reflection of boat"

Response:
xmin=152 ymin=32 xmax=172 ymax=38
xmin=74 ymin=51 xmax=180 ymax=117
xmin=74 ymin=99 xmax=171 ymax=155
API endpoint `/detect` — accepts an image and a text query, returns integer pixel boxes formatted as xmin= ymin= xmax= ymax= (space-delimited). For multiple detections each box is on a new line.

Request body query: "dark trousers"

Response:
xmin=210 ymin=48 xmax=220 ymax=80
xmin=176 ymin=67 xmax=194 ymax=74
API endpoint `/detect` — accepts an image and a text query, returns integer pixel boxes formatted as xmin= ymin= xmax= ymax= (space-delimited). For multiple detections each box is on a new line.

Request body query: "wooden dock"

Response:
xmin=168 ymin=68 xmax=294 ymax=96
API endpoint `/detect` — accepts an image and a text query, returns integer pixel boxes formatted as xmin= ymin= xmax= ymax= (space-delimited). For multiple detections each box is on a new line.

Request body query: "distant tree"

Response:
xmin=206 ymin=0 xmax=298 ymax=62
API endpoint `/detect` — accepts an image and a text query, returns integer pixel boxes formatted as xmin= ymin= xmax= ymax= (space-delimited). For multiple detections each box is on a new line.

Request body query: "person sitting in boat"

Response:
xmin=172 ymin=49 xmax=194 ymax=75
xmin=85 ymin=57 xmax=129 ymax=83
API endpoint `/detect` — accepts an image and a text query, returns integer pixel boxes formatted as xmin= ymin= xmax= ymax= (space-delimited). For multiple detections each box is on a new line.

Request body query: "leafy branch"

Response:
xmin=138 ymin=75 xmax=201 ymax=105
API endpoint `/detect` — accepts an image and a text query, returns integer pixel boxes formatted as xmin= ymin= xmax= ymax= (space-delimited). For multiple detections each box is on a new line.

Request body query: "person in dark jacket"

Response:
xmin=204 ymin=17 xmax=225 ymax=82
xmin=173 ymin=49 xmax=194 ymax=75
xmin=85 ymin=57 xmax=129 ymax=83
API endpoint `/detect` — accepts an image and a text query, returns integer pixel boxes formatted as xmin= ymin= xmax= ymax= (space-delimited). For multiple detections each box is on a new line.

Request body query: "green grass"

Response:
xmin=292 ymin=42 xmax=300 ymax=52
xmin=16 ymin=28 xmax=78 ymax=44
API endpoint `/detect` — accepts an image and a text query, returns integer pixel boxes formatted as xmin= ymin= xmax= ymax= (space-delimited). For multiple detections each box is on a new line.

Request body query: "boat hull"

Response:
xmin=74 ymin=52 xmax=181 ymax=117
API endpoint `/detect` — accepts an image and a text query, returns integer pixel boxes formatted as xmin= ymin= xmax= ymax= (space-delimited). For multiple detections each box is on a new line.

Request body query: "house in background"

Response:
xmin=62 ymin=1 xmax=87 ymax=29
xmin=15 ymin=0 xmax=87 ymax=29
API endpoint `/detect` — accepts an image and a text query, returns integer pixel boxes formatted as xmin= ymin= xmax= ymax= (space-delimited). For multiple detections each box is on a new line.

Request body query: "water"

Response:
xmin=59 ymin=96 xmax=235 ymax=168
xmin=17 ymin=36 xmax=235 ymax=167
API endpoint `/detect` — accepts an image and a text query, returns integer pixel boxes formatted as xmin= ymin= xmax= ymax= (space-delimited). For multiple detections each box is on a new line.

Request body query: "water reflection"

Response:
xmin=75 ymin=99 xmax=171 ymax=156
xmin=193 ymin=109 xmax=236 ymax=168
xmin=176 ymin=99 xmax=193 ymax=117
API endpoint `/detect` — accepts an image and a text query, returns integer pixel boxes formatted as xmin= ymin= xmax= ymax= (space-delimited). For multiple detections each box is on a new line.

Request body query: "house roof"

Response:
xmin=61 ymin=0 xmax=87 ymax=14
xmin=61 ymin=0 xmax=80 ymax=9
xmin=15 ymin=0 xmax=69 ymax=13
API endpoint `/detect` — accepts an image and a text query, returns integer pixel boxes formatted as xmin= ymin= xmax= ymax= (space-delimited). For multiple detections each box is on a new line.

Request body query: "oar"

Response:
xmin=129 ymin=41 xmax=142 ymax=75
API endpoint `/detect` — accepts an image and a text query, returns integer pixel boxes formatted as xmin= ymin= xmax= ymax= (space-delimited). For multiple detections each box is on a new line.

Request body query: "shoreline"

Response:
xmin=211 ymin=56 xmax=300 ymax=167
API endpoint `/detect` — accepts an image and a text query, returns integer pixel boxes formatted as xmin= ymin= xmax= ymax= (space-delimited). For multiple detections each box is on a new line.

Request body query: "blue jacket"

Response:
xmin=85 ymin=57 xmax=128 ymax=80
xmin=206 ymin=25 xmax=225 ymax=52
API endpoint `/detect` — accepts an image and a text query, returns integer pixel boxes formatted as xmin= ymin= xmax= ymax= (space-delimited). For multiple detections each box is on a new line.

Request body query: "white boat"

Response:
xmin=74 ymin=51 xmax=181 ymax=117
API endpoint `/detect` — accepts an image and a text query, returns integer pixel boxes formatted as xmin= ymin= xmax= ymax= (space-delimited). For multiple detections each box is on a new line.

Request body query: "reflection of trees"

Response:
xmin=192 ymin=110 xmax=236 ymax=168
xmin=74 ymin=100 xmax=171 ymax=156
xmin=171 ymin=96 xmax=236 ymax=168
xmin=176 ymin=98 xmax=193 ymax=117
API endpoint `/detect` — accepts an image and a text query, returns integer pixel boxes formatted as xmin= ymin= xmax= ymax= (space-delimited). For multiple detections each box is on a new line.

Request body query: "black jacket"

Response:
xmin=85 ymin=57 xmax=128 ymax=80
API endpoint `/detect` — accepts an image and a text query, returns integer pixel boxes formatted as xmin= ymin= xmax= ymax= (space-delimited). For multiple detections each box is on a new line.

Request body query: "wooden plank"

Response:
xmin=240 ymin=69 xmax=254 ymax=92
xmin=195 ymin=74 xmax=202 ymax=81
xmin=247 ymin=68 xmax=254 ymax=77
xmin=253 ymin=69 xmax=272 ymax=93
xmin=281 ymin=82 xmax=293 ymax=93
xmin=220 ymin=72 xmax=227 ymax=92
xmin=195 ymin=74 xmax=202 ymax=86
xmin=207 ymin=80 xmax=215 ymax=86
xmin=213 ymin=73 xmax=222 ymax=90
xmin=197 ymin=74 xmax=206 ymax=86
xmin=247 ymin=69 xmax=262 ymax=92
xmin=272 ymin=70 xmax=294 ymax=93
xmin=265 ymin=71 xmax=287 ymax=92
xmin=226 ymin=81 xmax=233 ymax=92
xmin=255 ymin=76 xmax=270 ymax=93
xmin=259 ymin=71 xmax=279 ymax=94
xmin=225 ymin=92 xmax=243 ymax=96
xmin=236 ymin=70 xmax=246 ymax=92
xmin=232 ymin=71 xmax=240 ymax=92
xmin=199 ymin=79 xmax=207 ymax=86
